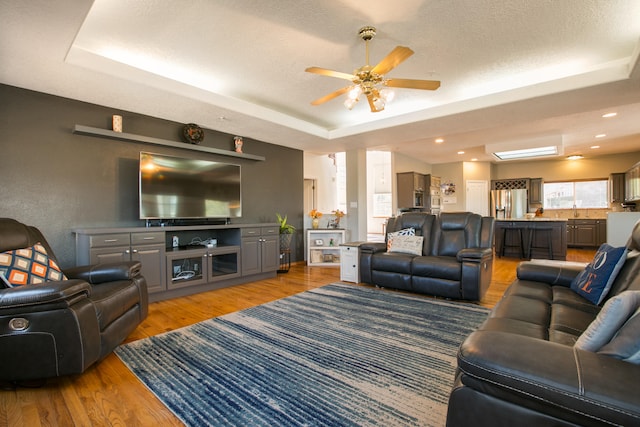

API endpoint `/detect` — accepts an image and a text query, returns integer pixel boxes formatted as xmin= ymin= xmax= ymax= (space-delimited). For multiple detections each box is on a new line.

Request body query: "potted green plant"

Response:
xmin=276 ymin=213 xmax=295 ymax=251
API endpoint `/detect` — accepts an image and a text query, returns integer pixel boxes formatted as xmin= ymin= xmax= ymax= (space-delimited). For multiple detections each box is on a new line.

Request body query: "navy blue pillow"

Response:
xmin=570 ymin=244 xmax=627 ymax=305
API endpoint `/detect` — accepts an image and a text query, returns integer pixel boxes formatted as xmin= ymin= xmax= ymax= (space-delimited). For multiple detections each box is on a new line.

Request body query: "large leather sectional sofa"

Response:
xmin=447 ymin=221 xmax=640 ymax=426
xmin=360 ymin=212 xmax=495 ymax=301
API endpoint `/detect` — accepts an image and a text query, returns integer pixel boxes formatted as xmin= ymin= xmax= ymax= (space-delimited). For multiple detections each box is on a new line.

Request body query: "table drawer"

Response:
xmin=131 ymin=232 xmax=165 ymax=245
xmin=242 ymin=228 xmax=261 ymax=237
xmin=261 ymin=226 xmax=278 ymax=236
xmin=89 ymin=233 xmax=131 ymax=248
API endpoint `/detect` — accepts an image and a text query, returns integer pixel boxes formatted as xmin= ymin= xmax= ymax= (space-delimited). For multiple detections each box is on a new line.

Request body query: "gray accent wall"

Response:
xmin=0 ymin=84 xmax=304 ymax=268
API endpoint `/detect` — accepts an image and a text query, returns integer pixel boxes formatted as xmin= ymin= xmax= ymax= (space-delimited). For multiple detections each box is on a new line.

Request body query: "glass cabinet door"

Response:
xmin=166 ymin=250 xmax=208 ymax=289
xmin=207 ymin=247 xmax=241 ymax=282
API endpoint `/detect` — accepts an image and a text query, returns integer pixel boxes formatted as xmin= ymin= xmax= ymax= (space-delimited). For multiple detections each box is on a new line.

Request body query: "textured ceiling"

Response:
xmin=2 ymin=0 xmax=640 ymax=163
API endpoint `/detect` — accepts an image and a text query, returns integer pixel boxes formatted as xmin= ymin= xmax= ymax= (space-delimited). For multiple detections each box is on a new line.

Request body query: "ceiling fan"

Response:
xmin=305 ymin=26 xmax=440 ymax=113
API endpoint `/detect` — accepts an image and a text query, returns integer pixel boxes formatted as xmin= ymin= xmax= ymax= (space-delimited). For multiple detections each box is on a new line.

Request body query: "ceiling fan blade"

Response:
xmin=305 ymin=67 xmax=356 ymax=81
xmin=371 ymin=46 xmax=414 ymax=75
xmin=310 ymin=86 xmax=351 ymax=105
xmin=385 ymin=78 xmax=441 ymax=90
xmin=366 ymin=93 xmax=384 ymax=113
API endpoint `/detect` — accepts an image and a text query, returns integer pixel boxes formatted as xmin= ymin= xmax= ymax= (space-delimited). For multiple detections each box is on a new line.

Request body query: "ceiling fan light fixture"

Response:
xmin=380 ymin=88 xmax=394 ymax=103
xmin=372 ymin=96 xmax=386 ymax=111
xmin=344 ymin=97 xmax=358 ymax=110
xmin=348 ymin=86 xmax=362 ymax=100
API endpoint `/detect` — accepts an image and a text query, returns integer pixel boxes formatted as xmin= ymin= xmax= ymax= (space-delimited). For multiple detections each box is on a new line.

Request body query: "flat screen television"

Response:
xmin=139 ymin=151 xmax=241 ymax=220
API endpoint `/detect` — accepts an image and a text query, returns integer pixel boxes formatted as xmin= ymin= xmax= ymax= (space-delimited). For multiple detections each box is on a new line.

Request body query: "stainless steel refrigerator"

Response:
xmin=490 ymin=189 xmax=528 ymax=219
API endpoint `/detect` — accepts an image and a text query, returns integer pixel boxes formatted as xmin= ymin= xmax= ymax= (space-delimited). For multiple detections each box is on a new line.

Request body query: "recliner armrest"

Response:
xmin=457 ymin=247 xmax=492 ymax=262
xmin=458 ymin=330 xmax=640 ymax=426
xmin=65 ymin=261 xmax=142 ymax=285
xmin=0 ymin=279 xmax=91 ymax=311
xmin=359 ymin=242 xmax=387 ymax=254
xmin=516 ymin=260 xmax=586 ymax=286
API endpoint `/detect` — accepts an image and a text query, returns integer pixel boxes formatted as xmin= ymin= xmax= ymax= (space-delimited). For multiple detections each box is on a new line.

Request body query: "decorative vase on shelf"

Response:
xmin=312 ymin=218 xmax=320 ymax=229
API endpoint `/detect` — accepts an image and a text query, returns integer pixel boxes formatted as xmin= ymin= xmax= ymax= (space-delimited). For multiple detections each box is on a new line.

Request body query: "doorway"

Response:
xmin=466 ymin=180 xmax=489 ymax=216
xmin=303 ymin=179 xmax=317 ymax=214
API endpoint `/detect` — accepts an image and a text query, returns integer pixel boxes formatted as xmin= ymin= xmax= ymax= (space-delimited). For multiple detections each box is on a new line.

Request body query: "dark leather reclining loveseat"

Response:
xmin=447 ymin=221 xmax=640 ymax=426
xmin=360 ymin=212 xmax=495 ymax=301
xmin=0 ymin=218 xmax=148 ymax=383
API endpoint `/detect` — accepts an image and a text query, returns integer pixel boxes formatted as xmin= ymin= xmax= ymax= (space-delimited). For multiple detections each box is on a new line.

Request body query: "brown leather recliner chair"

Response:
xmin=0 ymin=218 xmax=148 ymax=383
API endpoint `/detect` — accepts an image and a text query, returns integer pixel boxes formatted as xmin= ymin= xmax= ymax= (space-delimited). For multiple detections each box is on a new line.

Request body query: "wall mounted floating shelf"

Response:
xmin=72 ymin=125 xmax=266 ymax=161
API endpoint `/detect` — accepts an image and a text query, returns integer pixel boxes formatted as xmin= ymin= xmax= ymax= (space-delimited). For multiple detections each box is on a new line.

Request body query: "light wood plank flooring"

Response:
xmin=0 ymin=249 xmax=595 ymax=426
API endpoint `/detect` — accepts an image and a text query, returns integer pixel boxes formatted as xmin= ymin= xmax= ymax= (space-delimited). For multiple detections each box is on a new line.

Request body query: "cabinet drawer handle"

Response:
xmin=104 ymin=239 xmax=119 ymax=243
xmin=142 ymin=236 xmax=156 ymax=240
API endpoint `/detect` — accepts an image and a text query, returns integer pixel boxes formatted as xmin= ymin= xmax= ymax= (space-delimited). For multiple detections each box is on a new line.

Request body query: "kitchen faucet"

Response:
xmin=573 ymin=204 xmax=578 ymax=217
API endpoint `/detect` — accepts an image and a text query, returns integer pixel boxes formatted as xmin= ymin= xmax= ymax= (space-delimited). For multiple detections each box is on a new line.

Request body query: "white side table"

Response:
xmin=340 ymin=242 xmax=366 ymax=283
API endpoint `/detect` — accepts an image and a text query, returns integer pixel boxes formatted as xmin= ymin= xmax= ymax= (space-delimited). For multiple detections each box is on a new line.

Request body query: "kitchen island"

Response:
xmin=494 ymin=218 xmax=568 ymax=260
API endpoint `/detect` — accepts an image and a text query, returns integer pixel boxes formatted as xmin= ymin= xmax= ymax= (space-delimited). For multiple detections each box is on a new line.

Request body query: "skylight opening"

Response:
xmin=492 ymin=146 xmax=558 ymax=160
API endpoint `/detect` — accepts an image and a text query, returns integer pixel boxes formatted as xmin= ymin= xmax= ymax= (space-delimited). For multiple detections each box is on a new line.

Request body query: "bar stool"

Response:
xmin=528 ymin=227 xmax=554 ymax=259
xmin=500 ymin=227 xmax=526 ymax=258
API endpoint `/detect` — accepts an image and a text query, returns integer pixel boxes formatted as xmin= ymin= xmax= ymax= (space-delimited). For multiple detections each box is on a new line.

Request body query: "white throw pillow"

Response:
xmin=388 ymin=235 xmax=424 ymax=256
xmin=387 ymin=228 xmax=415 ymax=251
xmin=575 ymin=291 xmax=640 ymax=352
xmin=598 ymin=307 xmax=640 ymax=363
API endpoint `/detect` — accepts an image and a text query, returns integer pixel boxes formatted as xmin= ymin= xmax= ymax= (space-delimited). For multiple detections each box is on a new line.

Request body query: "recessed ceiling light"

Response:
xmin=471 ymin=158 xmax=478 ymax=161
xmin=590 ymin=145 xmax=600 ymax=149
xmin=457 ymin=151 xmax=465 ymax=154
xmin=567 ymin=154 xmax=584 ymax=160
xmin=602 ymin=112 xmax=617 ymax=118
xmin=435 ymin=138 xmax=444 ymax=143
xmin=595 ymin=134 xmax=606 ymax=138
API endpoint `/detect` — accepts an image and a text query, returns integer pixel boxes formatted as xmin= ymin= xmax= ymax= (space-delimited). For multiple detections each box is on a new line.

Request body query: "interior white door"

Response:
xmin=303 ymin=179 xmax=316 ymax=214
xmin=466 ymin=180 xmax=489 ymax=216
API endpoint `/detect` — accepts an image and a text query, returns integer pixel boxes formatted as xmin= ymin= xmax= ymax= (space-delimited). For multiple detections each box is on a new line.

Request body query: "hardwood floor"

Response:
xmin=0 ymin=250 xmax=595 ymax=426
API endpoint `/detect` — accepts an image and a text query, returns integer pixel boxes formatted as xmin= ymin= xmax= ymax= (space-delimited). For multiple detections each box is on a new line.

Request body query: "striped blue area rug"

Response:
xmin=115 ymin=283 xmax=489 ymax=426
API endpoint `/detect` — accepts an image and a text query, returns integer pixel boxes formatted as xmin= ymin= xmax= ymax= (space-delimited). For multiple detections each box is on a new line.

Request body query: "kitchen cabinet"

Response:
xmin=77 ymin=231 xmax=166 ymax=294
xmin=307 ymin=229 xmax=345 ymax=266
xmin=528 ymin=178 xmax=543 ymax=205
xmin=241 ymin=227 xmax=279 ymax=275
xmin=567 ymin=219 xmax=606 ymax=247
xmin=610 ymin=173 xmax=625 ymax=204
xmin=625 ymin=161 xmax=640 ymax=202
xmin=597 ymin=220 xmax=607 ymax=246
xmin=397 ymin=172 xmax=426 ymax=209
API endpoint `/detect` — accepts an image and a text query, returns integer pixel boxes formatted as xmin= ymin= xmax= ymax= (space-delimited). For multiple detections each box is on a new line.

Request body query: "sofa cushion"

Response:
xmin=575 ymin=290 xmax=640 ymax=352
xmin=412 ymin=256 xmax=461 ymax=281
xmin=570 ymin=244 xmax=627 ymax=305
xmin=371 ymin=252 xmax=414 ymax=274
xmin=0 ymin=243 xmax=68 ymax=287
xmin=388 ymin=235 xmax=423 ymax=255
xmin=487 ymin=280 xmax=599 ymax=345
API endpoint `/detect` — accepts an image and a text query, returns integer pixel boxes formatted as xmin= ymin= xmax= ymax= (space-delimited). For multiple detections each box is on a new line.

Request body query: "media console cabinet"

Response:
xmin=74 ymin=223 xmax=279 ymax=302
